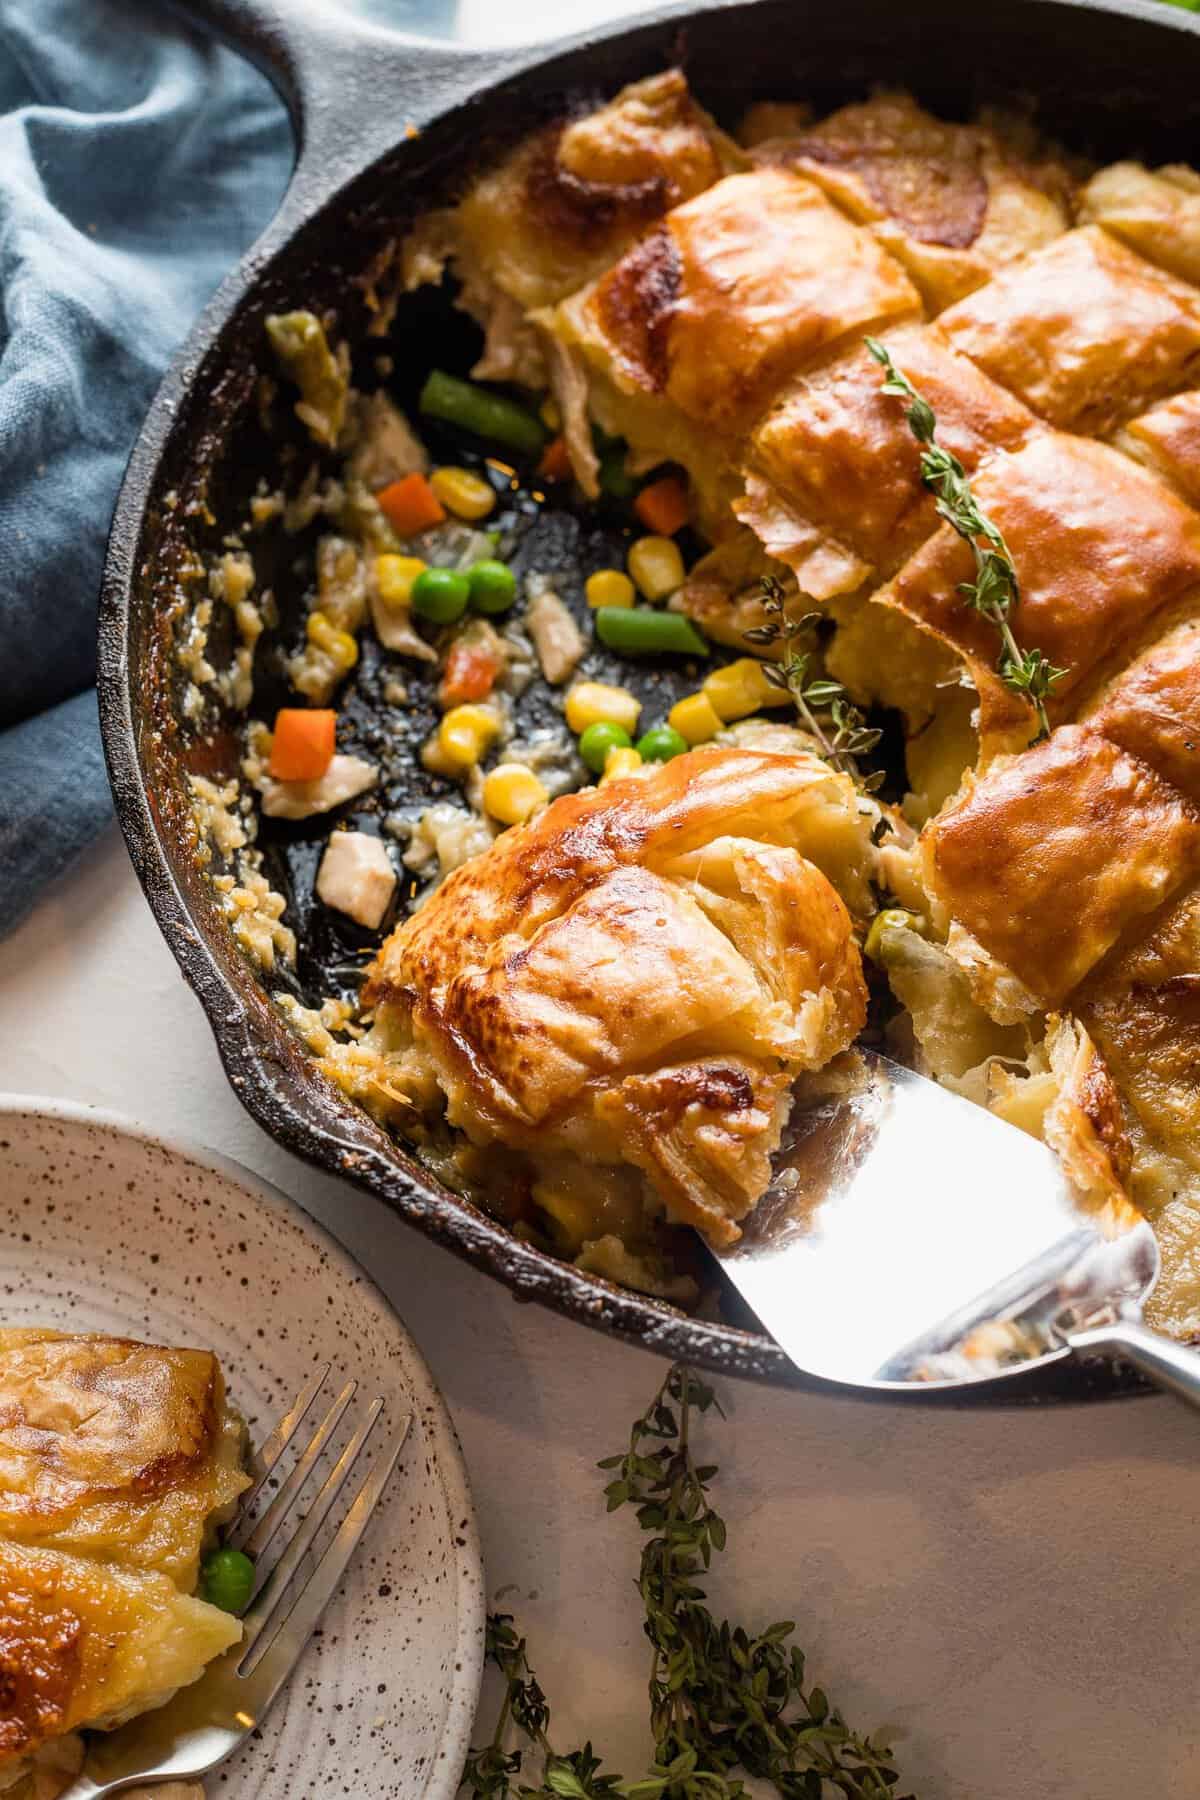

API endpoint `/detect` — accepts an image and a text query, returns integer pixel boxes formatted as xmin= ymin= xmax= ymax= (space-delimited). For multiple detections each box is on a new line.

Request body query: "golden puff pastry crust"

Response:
xmin=747 ymin=91 xmax=1074 ymax=312
xmin=1089 ymin=617 xmax=1200 ymax=802
xmin=0 ymin=1541 xmax=240 ymax=1769
xmin=879 ymin=431 xmax=1200 ymax=743
xmin=937 ymin=225 xmax=1200 ymax=434
xmin=1080 ymin=886 xmax=1200 ymax=1171
xmin=399 ymin=70 xmax=742 ymax=386
xmin=1081 ymin=161 xmax=1200 ymax=290
xmin=1077 ymin=885 xmax=1200 ymax=1334
xmin=923 ymin=726 xmax=1200 ymax=1005
xmin=364 ymin=749 xmax=870 ymax=1245
xmin=451 ymin=70 xmax=743 ymax=316
xmin=1116 ymin=388 xmax=1200 ymax=507
xmin=0 ymin=1331 xmax=248 ymax=1591
xmin=556 ymin=167 xmax=920 ymax=438
xmin=735 ymin=322 xmax=1035 ymax=600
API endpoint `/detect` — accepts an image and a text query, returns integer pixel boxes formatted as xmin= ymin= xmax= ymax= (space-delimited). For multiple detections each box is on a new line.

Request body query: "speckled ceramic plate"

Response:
xmin=0 ymin=1094 xmax=485 ymax=1799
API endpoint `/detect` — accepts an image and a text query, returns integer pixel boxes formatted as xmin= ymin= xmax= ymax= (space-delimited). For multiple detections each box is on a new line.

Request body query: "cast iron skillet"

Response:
xmin=98 ymin=0 xmax=1200 ymax=1399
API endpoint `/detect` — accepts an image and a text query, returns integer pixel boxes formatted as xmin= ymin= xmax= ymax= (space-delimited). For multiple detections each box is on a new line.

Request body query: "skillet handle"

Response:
xmin=1068 ymin=1317 xmax=1200 ymax=1413
xmin=168 ymin=0 xmax=511 ymax=193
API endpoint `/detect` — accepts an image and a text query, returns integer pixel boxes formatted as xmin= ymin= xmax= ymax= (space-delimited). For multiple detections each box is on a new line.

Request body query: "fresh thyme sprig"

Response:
xmin=864 ymin=335 xmax=1065 ymax=743
xmin=459 ymin=1365 xmax=914 ymax=1800
xmin=743 ymin=581 xmax=885 ymax=793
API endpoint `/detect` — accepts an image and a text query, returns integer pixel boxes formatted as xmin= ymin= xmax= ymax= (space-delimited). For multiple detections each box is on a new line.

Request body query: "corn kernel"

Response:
xmin=668 ymin=691 xmax=723 ymax=745
xmin=429 ymin=465 xmax=496 ymax=521
xmin=437 ymin=703 xmax=501 ymax=770
xmin=564 ymin=680 xmax=642 ymax=735
xmin=600 ymin=745 xmax=643 ymax=785
xmin=306 ymin=609 xmax=358 ymax=672
xmin=585 ymin=568 xmax=635 ymax=610
xmin=539 ymin=395 xmax=562 ymax=432
xmin=375 ymin=553 xmax=426 ymax=610
xmin=703 ymin=657 xmax=791 ymax=722
xmin=627 ymin=534 xmax=685 ymax=602
xmin=483 ymin=763 xmax=549 ymax=826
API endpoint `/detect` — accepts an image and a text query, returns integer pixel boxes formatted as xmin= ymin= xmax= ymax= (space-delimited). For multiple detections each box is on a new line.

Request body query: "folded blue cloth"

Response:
xmin=0 ymin=0 xmax=291 ymax=935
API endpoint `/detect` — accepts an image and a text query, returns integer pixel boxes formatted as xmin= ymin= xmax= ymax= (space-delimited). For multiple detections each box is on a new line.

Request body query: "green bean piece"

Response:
xmin=200 ymin=1547 xmax=255 ymax=1615
xmin=594 ymin=607 xmax=708 ymax=659
xmin=419 ymin=370 xmax=546 ymax=457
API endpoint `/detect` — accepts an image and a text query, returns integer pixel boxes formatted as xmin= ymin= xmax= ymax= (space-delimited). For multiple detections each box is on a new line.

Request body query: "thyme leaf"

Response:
xmin=864 ymin=335 xmax=1066 ymax=743
xmin=459 ymin=1365 xmax=914 ymax=1800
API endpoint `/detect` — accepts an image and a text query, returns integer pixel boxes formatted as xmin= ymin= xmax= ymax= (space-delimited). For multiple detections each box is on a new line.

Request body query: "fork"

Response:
xmin=60 ymin=1364 xmax=411 ymax=1799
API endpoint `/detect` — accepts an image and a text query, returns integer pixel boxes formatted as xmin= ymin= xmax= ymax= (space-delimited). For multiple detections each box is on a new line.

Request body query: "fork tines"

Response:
xmin=231 ymin=1364 xmax=411 ymax=1697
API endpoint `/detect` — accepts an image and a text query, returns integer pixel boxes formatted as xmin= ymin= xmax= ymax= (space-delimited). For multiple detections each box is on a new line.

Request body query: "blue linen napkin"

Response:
xmin=0 ymin=0 xmax=291 ymax=935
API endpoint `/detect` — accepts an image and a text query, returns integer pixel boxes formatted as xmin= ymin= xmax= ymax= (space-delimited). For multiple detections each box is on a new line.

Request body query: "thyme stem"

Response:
xmin=742 ymin=582 xmax=885 ymax=792
xmin=864 ymin=335 xmax=1066 ymax=744
xmin=460 ymin=1364 xmax=914 ymax=1800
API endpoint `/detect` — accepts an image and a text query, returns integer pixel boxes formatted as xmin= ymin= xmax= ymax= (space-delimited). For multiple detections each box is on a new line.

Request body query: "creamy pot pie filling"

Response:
xmin=175 ymin=72 xmax=1200 ymax=1333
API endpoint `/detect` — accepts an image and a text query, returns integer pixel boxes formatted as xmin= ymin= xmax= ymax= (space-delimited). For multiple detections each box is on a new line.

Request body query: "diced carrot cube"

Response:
xmin=376 ymin=471 xmax=446 ymax=537
xmin=268 ymin=708 xmax=336 ymax=782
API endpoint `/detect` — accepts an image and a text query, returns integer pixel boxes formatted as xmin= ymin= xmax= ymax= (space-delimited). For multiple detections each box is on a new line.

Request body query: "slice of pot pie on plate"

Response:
xmin=0 ymin=1329 xmax=247 ymax=1589
xmin=0 ymin=1541 xmax=240 ymax=1782
xmin=0 ymin=1330 xmax=249 ymax=1797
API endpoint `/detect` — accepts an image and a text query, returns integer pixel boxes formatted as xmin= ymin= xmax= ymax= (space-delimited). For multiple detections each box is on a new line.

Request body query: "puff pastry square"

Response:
xmin=399 ymin=69 xmax=742 ymax=384
xmin=938 ymin=226 xmax=1200 ymax=434
xmin=557 ymin=167 xmax=920 ymax=436
xmin=748 ymin=91 xmax=1073 ymax=311
xmin=923 ymin=726 xmax=1200 ymax=1002
xmin=880 ymin=430 xmax=1200 ymax=736
xmin=1116 ymin=388 xmax=1200 ymax=507
xmin=0 ymin=1329 xmax=248 ymax=1590
xmin=736 ymin=322 xmax=1035 ymax=599
xmin=450 ymin=70 xmax=742 ymax=315
xmin=1091 ymin=619 xmax=1200 ymax=801
xmin=1081 ymin=161 xmax=1200 ymax=290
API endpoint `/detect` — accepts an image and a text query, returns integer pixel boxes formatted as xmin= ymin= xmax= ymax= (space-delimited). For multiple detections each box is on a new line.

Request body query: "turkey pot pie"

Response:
xmin=0 ymin=1329 xmax=248 ymax=1798
xmin=185 ymin=72 xmax=1200 ymax=1337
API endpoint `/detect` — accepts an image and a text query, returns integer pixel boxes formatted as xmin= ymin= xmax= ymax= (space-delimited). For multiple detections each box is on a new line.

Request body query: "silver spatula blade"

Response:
xmin=717 ymin=1051 xmax=1146 ymax=1390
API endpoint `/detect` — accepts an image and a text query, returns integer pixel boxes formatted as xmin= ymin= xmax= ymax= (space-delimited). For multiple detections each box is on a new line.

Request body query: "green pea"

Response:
xmin=636 ymin=725 xmax=689 ymax=764
xmin=200 ymin=1546 xmax=255 ymax=1615
xmin=579 ymin=721 xmax=633 ymax=774
xmin=411 ymin=566 xmax=470 ymax=624
xmin=468 ymin=558 xmax=517 ymax=614
xmin=594 ymin=607 xmax=708 ymax=659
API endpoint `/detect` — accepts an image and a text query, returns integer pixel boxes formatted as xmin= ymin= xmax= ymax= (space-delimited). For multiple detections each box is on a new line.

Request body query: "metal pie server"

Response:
xmin=717 ymin=1051 xmax=1200 ymax=1406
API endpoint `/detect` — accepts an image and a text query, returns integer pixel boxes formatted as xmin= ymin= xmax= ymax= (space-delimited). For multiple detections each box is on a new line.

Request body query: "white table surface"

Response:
xmin=7 ymin=3 xmax=1200 ymax=1791
xmin=3 ymin=829 xmax=1200 ymax=1799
